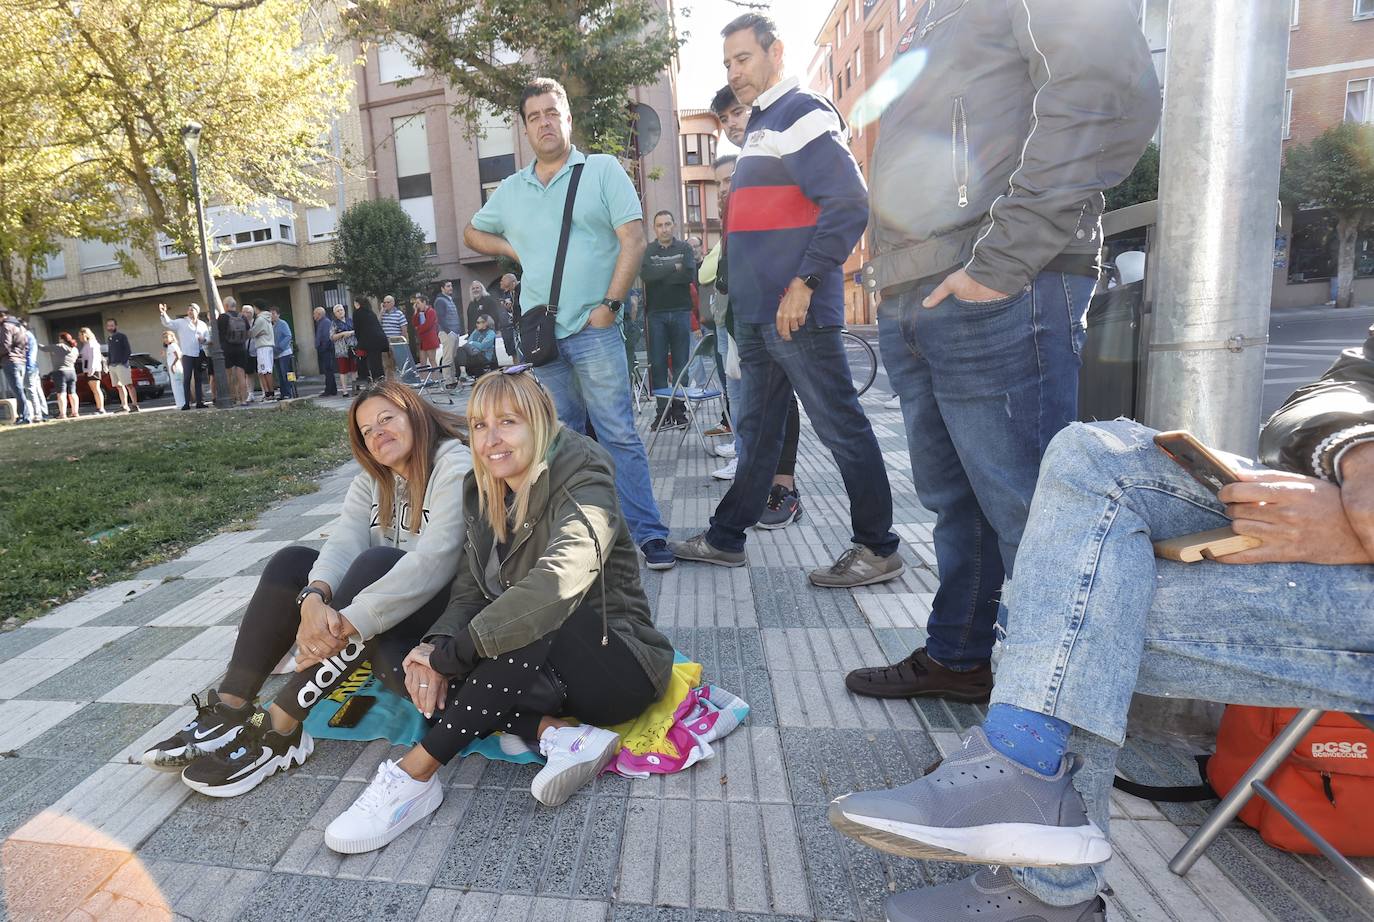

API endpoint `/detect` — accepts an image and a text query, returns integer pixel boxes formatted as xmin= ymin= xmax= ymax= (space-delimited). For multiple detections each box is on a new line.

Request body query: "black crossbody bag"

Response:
xmin=519 ymin=162 xmax=584 ymax=367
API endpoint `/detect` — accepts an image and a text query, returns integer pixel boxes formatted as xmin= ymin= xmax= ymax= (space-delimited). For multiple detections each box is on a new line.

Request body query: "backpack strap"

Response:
xmin=1112 ymin=755 xmax=1217 ymax=802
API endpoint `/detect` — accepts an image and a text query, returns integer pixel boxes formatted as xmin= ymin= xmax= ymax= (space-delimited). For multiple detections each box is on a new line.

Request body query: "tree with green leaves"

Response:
xmin=1104 ymin=142 xmax=1159 ymax=212
xmin=1281 ymin=122 xmax=1374 ymax=310
xmin=0 ymin=0 xmax=353 ymax=300
xmin=332 ymin=199 xmax=438 ymax=302
xmin=347 ymin=0 xmax=681 ymax=152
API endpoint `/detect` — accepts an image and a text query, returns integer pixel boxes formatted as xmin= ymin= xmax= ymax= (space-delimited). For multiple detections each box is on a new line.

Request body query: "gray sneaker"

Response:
xmin=886 ymin=866 xmax=1105 ymax=922
xmin=828 ymin=727 xmax=1110 ymax=867
xmin=756 ymin=484 xmax=803 ymax=530
xmin=671 ymin=533 xmax=746 ymax=567
xmin=808 ymin=544 xmax=904 ymax=587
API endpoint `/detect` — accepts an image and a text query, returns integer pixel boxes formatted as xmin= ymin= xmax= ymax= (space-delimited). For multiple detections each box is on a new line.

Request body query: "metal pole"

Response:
xmin=1143 ymin=0 xmax=1291 ymax=456
xmin=189 ymin=150 xmax=232 ymax=409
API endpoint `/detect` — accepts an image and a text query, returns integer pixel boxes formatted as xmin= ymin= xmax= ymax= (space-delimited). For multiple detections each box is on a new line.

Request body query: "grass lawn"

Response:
xmin=0 ymin=403 xmax=353 ymax=622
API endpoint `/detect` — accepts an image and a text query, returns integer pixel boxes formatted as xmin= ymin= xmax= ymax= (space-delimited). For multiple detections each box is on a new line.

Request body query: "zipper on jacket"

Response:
xmin=952 ymin=96 xmax=970 ymax=208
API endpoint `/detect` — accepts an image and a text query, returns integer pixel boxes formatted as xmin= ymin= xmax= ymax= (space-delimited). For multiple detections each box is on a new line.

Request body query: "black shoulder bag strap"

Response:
xmin=519 ymin=162 xmax=584 ymax=366
xmin=547 ymin=162 xmax=585 ymax=310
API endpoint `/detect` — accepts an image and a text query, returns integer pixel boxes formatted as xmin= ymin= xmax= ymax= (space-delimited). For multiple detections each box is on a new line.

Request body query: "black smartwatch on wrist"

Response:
xmin=296 ymin=586 xmax=328 ymax=608
xmin=800 ymin=274 xmax=822 ymax=291
xmin=601 ymin=298 xmax=623 ymax=312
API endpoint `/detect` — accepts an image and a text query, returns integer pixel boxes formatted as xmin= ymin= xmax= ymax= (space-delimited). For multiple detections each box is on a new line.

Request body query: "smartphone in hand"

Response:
xmin=1153 ymin=431 xmax=1241 ymax=496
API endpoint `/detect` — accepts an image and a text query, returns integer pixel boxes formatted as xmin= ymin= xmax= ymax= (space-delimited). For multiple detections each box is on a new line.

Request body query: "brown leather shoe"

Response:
xmin=844 ymin=648 xmax=993 ymax=702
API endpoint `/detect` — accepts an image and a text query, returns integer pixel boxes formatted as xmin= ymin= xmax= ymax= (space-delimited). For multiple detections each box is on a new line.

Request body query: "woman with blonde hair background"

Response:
xmin=322 ymin=367 xmax=673 ymax=855
xmin=77 ymin=326 xmax=107 ymax=414
xmin=140 ymin=382 xmax=470 ymax=801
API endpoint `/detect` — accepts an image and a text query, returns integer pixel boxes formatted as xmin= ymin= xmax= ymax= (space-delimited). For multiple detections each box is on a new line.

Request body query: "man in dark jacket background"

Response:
xmin=104 ymin=318 xmax=140 ymax=413
xmin=640 ymin=210 xmax=695 ymax=426
xmin=848 ymin=0 xmax=1163 ymax=702
xmin=0 ymin=309 xmax=30 ymax=424
xmin=831 ymin=327 xmax=1374 ymax=920
xmin=313 ymin=306 xmax=337 ymax=397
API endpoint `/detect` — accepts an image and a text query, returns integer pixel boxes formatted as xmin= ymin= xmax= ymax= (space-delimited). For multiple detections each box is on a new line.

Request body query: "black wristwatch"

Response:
xmin=800 ymin=274 xmax=822 ymax=291
xmin=601 ymin=298 xmax=623 ymax=312
xmin=296 ymin=586 xmax=329 ymax=608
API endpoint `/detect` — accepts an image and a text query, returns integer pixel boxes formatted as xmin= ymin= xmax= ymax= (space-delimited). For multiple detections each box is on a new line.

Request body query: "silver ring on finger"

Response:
xmin=418 ymin=683 xmax=429 ymax=688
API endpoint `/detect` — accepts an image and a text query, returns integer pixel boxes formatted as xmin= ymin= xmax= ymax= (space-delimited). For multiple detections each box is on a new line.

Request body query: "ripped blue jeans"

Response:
xmin=995 ymin=420 xmax=1374 ymax=906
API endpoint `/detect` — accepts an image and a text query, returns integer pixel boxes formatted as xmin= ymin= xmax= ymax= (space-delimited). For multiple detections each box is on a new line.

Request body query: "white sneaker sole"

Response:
xmin=755 ymin=506 xmax=803 ymax=531
xmin=182 ymin=734 xmax=314 ymax=798
xmin=324 ymin=782 xmax=444 ymax=854
xmin=829 ymin=801 xmax=1111 ymax=867
xmin=531 ymin=732 xmax=622 ymax=807
xmin=141 ymin=725 xmax=244 ymax=772
xmin=711 ymin=469 xmax=735 ymax=480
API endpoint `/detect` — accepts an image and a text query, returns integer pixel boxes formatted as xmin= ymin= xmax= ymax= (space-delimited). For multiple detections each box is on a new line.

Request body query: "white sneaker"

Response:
xmin=715 ymin=441 xmax=737 ymax=459
xmin=712 ymin=458 xmax=737 ymax=480
xmin=884 ymin=394 xmax=901 ymax=409
xmin=531 ymin=725 xmax=621 ymax=807
xmin=324 ymin=759 xmax=443 ymax=854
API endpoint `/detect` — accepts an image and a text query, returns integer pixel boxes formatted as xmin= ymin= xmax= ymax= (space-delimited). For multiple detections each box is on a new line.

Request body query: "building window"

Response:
xmin=898 ymin=0 xmax=907 ymax=18
xmin=306 ymin=206 xmax=338 ymax=241
xmin=835 ymin=78 xmax=843 ymax=100
xmin=1291 ymin=0 xmax=1300 ymax=27
xmin=877 ymin=24 xmax=886 ymax=58
xmin=476 ymin=104 xmax=516 ymax=200
xmin=160 ymin=200 xmax=295 ymax=259
xmin=400 ymin=196 xmax=438 ymax=249
xmin=1356 ymin=0 xmax=1374 ymax=20
xmin=1346 ymin=78 xmax=1372 ymax=124
xmin=39 ymin=250 xmax=66 ymax=280
xmin=377 ymin=41 xmax=424 ymax=84
xmin=78 ymin=239 xmax=120 ymax=272
xmin=845 ymin=64 xmax=852 ymax=89
xmin=684 ymin=133 xmax=703 ymax=166
xmin=855 ymin=48 xmax=862 ymax=79
xmin=685 ymin=184 xmax=702 ymax=225
xmin=308 ymin=280 xmax=349 ymax=311
xmin=1282 ymin=89 xmax=1293 ymax=139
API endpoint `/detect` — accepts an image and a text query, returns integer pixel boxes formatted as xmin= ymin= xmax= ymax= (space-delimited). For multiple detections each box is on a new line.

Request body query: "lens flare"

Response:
xmin=849 ymin=49 xmax=927 ymax=131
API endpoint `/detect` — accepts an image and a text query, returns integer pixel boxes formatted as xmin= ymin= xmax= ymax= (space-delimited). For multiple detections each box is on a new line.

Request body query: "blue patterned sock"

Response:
xmin=982 ymin=703 xmax=1072 ymax=776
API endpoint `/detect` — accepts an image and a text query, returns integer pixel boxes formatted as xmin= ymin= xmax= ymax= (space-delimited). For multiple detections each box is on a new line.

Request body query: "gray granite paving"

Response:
xmin=0 ymin=390 xmax=1369 ymax=922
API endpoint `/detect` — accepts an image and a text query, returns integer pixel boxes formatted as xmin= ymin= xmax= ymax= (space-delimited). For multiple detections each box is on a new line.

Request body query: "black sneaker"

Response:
xmin=181 ymin=715 xmax=314 ymax=798
xmin=650 ymin=414 xmax=686 ymax=432
xmin=757 ymin=484 xmax=803 ymax=530
xmin=141 ymin=691 xmax=255 ymax=772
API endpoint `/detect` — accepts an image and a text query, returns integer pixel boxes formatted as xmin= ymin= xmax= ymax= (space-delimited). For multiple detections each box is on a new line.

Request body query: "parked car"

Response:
xmin=129 ymin=353 xmax=169 ymax=397
xmin=42 ymin=361 xmax=161 ymax=407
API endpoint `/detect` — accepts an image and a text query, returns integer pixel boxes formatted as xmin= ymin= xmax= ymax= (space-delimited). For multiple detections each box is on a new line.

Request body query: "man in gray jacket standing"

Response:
xmin=846 ymin=1 xmax=1160 ymax=706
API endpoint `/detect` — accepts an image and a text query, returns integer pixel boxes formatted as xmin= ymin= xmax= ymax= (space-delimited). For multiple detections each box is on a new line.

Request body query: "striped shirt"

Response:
xmin=380 ymin=307 xmax=409 ymax=341
xmin=728 ymin=76 xmax=868 ymax=327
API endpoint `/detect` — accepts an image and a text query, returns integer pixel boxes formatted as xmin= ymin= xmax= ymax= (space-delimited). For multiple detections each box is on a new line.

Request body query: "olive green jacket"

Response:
xmin=426 ymin=429 xmax=674 ymax=696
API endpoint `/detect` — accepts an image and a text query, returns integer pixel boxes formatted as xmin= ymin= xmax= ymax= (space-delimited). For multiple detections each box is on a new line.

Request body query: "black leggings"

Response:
xmin=777 ymin=393 xmax=800 ymax=478
xmin=220 ymin=545 xmax=658 ymax=765
xmin=221 ymin=545 xmax=448 ymax=715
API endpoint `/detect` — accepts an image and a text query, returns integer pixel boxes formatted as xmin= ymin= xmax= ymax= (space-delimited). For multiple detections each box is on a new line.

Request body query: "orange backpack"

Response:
xmin=1205 ymin=706 xmax=1374 ymax=857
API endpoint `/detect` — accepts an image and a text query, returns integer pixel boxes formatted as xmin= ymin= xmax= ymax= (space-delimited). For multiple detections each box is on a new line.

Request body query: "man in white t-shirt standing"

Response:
xmin=159 ymin=303 xmax=210 ymax=410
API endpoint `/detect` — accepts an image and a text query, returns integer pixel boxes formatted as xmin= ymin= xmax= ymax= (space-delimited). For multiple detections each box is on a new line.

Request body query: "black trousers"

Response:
xmin=182 ymin=352 xmax=207 ymax=406
xmin=356 ymin=349 xmax=385 ymax=382
xmin=220 ymin=545 xmax=657 ymax=765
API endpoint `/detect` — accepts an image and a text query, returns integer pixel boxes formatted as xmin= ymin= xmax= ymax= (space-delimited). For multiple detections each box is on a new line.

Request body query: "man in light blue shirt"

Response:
xmin=271 ymin=308 xmax=296 ymax=399
xmin=465 ymin=77 xmax=675 ymax=570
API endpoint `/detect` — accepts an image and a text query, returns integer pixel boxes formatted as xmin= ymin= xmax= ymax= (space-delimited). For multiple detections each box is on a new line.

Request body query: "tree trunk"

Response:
xmin=1334 ymin=213 xmax=1359 ymax=309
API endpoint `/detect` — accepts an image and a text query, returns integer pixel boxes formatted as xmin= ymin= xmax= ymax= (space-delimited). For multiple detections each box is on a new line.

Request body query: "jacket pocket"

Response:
xmin=951 ymin=96 xmax=969 ymax=209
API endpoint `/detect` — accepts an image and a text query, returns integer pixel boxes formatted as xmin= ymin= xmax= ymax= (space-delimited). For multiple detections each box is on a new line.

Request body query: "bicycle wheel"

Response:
xmin=841 ymin=329 xmax=877 ymax=398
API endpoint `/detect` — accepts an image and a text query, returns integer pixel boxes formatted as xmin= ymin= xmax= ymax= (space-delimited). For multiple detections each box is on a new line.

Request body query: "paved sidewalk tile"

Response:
xmin=149 ymin=576 xmax=258 ymax=627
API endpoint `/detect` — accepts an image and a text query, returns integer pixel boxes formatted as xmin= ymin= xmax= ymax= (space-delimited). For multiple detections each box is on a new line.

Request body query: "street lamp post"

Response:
xmin=181 ymin=122 xmax=232 ymax=409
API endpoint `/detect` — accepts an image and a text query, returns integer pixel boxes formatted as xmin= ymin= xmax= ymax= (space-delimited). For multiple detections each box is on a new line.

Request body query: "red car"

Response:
xmin=42 ymin=355 xmax=165 ymax=407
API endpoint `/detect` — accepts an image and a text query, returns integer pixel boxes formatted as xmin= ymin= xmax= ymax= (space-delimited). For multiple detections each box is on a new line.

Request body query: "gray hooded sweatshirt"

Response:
xmin=308 ymin=438 xmax=470 ymax=640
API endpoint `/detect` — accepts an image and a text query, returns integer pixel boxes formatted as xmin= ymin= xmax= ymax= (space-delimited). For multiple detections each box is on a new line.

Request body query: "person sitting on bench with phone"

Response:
xmin=139 ymin=382 xmax=470 ymax=805
xmin=827 ymin=326 xmax=1374 ymax=922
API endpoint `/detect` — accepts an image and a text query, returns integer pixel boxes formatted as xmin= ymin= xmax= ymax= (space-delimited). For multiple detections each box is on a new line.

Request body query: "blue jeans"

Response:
xmin=707 ymin=318 xmax=898 ymax=555
xmin=996 ymin=420 xmax=1374 ymax=906
xmin=275 ymin=355 xmax=296 ymax=398
xmin=534 ymin=322 xmax=668 ymax=546
xmin=3 ymin=362 xmax=28 ymax=421
xmin=712 ymin=325 xmax=738 ymax=413
xmin=648 ymin=310 xmax=692 ymax=413
xmin=878 ymin=271 xmax=1091 ymax=668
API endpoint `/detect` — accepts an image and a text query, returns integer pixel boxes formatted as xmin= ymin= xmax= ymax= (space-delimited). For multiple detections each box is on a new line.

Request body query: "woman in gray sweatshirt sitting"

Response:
xmin=141 ymin=381 xmax=470 ymax=799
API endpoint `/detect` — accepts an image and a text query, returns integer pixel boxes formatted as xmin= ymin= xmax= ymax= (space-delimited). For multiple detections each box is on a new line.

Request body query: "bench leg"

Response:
xmin=1169 ymin=708 xmax=1323 ymax=876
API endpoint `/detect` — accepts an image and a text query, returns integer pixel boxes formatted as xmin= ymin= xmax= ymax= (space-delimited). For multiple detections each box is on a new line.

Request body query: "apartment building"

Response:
xmin=678 ymin=109 xmax=723 ymax=251
xmin=29 ymin=32 xmax=684 ymax=375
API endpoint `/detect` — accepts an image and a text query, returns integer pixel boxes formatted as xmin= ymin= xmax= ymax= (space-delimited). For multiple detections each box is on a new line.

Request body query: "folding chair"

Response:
xmin=646 ymin=332 xmax=731 ymax=456
xmin=1169 ymin=708 xmax=1374 ymax=893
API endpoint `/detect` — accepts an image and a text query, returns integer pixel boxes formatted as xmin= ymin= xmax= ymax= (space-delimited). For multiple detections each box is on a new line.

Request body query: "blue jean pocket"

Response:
xmin=949 ymin=285 xmax=1030 ymax=313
